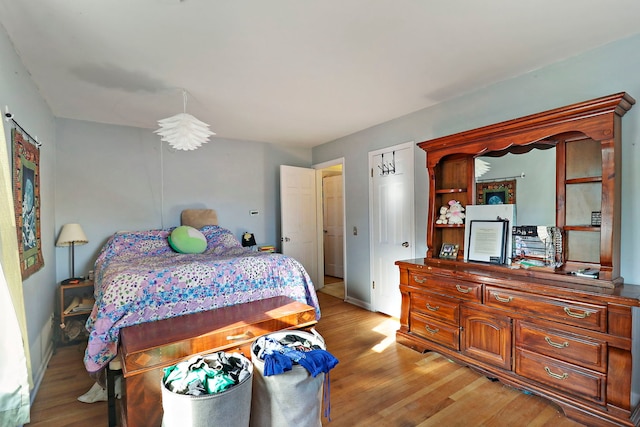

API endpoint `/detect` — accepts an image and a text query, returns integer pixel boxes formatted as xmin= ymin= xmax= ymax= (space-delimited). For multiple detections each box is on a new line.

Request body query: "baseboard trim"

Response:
xmin=344 ymin=296 xmax=371 ymax=311
xmin=29 ymin=342 xmax=54 ymax=405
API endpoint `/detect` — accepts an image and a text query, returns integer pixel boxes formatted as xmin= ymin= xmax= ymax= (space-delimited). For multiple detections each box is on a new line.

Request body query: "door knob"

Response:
xmin=281 ymin=237 xmax=291 ymax=242
xmin=402 ymin=242 xmax=410 ymax=247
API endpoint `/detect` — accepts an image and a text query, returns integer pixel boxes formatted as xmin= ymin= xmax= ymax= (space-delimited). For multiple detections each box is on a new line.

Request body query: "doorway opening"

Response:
xmin=314 ymin=159 xmax=345 ymax=300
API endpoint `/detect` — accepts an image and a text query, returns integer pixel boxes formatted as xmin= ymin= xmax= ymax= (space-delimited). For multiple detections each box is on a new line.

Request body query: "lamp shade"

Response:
xmin=56 ymin=223 xmax=88 ymax=247
xmin=155 ymin=113 xmax=214 ymax=151
xmin=154 ymin=90 xmax=215 ymax=151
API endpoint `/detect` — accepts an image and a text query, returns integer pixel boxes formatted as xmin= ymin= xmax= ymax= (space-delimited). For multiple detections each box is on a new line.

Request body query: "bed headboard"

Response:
xmin=180 ymin=209 xmax=218 ymax=229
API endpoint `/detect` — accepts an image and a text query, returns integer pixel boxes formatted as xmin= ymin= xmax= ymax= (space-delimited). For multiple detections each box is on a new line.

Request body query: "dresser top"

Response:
xmin=397 ymin=258 xmax=640 ymax=304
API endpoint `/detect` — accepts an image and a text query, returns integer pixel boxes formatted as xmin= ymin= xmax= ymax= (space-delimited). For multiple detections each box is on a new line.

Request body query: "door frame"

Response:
xmin=368 ymin=141 xmax=416 ymax=314
xmin=313 ymin=157 xmax=346 ymax=294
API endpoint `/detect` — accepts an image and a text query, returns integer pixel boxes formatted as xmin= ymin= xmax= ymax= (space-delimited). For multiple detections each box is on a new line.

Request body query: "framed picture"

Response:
xmin=476 ymin=179 xmax=516 ymax=205
xmin=12 ymin=128 xmax=44 ymax=279
xmin=464 ymin=204 xmax=515 ymax=262
xmin=439 ymin=243 xmax=459 ymax=260
xmin=467 ymin=220 xmax=509 ymax=264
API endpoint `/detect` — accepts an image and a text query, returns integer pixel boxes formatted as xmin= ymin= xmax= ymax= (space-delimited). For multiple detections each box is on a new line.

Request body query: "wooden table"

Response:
xmin=117 ymin=296 xmax=317 ymax=427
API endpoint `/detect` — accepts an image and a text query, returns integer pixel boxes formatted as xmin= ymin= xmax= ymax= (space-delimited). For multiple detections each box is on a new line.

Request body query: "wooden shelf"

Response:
xmin=57 ymin=279 xmax=94 ymax=345
xmin=565 ymin=176 xmax=602 ymax=185
xmin=435 ymin=188 xmax=467 ymax=194
xmin=563 ymin=225 xmax=601 ymax=232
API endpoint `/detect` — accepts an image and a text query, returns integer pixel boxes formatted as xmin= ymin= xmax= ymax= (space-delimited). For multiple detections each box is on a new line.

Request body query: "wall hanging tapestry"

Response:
xmin=12 ymin=128 xmax=43 ymax=279
xmin=476 ymin=179 xmax=516 ymax=205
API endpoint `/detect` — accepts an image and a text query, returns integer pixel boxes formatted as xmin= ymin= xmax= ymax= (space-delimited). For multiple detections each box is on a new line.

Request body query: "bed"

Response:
xmin=83 ymin=222 xmax=320 ymax=374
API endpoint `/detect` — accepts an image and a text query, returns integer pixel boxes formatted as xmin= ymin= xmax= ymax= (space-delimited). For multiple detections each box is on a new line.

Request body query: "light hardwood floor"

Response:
xmin=318 ymin=275 xmax=345 ymax=299
xmin=27 ymin=292 xmax=584 ymax=427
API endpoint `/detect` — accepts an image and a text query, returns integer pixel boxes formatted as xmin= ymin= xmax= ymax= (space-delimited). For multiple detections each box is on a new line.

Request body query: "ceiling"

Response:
xmin=1 ymin=1 xmax=640 ymax=148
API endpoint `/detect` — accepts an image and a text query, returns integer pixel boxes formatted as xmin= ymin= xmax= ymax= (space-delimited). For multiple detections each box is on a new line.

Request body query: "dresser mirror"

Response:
xmin=474 ymin=146 xmax=556 ymax=226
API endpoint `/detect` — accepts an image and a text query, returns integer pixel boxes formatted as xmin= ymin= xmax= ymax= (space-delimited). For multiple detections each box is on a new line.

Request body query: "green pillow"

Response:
xmin=168 ymin=226 xmax=207 ymax=254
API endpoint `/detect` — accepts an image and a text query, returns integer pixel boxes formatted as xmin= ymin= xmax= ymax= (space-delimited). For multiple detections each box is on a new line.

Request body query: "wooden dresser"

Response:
xmin=397 ymin=93 xmax=640 ymax=426
xmin=397 ymin=259 xmax=640 ymax=426
xmin=118 ymin=296 xmax=317 ymax=427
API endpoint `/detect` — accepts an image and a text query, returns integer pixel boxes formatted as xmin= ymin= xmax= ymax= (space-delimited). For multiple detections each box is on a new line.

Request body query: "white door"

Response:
xmin=280 ymin=165 xmax=318 ymax=287
xmin=323 ymin=175 xmax=344 ymax=278
xmin=370 ymin=142 xmax=414 ymax=317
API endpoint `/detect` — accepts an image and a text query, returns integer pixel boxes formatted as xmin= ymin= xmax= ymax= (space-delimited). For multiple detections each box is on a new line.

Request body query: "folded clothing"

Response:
xmin=254 ymin=334 xmax=339 ymax=377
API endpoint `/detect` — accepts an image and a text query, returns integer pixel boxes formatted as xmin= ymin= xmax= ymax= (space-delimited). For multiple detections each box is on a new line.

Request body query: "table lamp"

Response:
xmin=56 ymin=223 xmax=88 ymax=284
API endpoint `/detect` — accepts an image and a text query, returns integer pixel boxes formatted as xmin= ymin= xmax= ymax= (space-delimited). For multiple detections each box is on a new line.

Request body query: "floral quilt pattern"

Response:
xmin=84 ymin=226 xmax=320 ymax=373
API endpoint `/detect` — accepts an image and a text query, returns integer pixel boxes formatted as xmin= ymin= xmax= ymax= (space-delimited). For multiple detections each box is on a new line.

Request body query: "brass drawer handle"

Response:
xmin=492 ymin=293 xmax=513 ymax=303
xmin=545 ymin=337 xmax=569 ymax=349
xmin=426 ymin=303 xmax=440 ymax=312
xmin=425 ymin=325 xmax=439 ymax=335
xmin=455 ymin=284 xmax=471 ymax=293
xmin=564 ymin=307 xmax=591 ymax=319
xmin=544 ymin=366 xmax=569 ymax=380
xmin=413 ymin=275 xmax=426 ymax=284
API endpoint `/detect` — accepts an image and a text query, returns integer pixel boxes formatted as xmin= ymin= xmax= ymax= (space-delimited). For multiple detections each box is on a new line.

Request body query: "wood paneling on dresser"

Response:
xmin=397 ymin=93 xmax=640 ymax=427
xmin=397 ymin=259 xmax=640 ymax=426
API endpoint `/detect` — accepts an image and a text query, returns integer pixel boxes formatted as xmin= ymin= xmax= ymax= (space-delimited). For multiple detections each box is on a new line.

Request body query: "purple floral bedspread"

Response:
xmin=84 ymin=226 xmax=320 ymax=373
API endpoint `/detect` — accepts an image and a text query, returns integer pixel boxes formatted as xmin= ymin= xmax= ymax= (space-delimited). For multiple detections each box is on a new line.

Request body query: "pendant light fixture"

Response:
xmin=154 ymin=90 xmax=215 ymax=151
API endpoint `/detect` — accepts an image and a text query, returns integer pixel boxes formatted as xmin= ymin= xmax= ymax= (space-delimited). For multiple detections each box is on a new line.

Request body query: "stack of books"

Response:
xmin=258 ymin=245 xmax=276 ymax=253
xmin=64 ymin=296 xmax=95 ymax=314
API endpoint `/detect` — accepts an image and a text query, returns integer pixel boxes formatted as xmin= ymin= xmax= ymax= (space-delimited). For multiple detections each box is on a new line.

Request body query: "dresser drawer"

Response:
xmin=410 ymin=313 xmax=460 ymax=350
xmin=411 ymin=292 xmax=459 ymax=324
xmin=409 ymin=273 xmax=482 ymax=302
xmin=515 ymin=349 xmax=605 ymax=404
xmin=515 ymin=321 xmax=607 ymax=373
xmin=484 ymin=286 xmax=606 ymax=332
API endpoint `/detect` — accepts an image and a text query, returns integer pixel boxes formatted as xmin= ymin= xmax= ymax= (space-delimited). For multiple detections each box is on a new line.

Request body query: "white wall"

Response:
xmin=313 ymin=33 xmax=640 ymax=306
xmin=0 ymin=23 xmax=58 ymax=393
xmin=55 ymin=118 xmax=312 ymax=280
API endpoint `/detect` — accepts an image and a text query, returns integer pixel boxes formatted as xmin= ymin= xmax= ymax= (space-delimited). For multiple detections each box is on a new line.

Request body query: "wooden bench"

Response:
xmin=115 ymin=296 xmax=318 ymax=427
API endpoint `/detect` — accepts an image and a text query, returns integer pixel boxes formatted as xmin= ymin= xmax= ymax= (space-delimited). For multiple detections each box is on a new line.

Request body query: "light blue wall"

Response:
xmin=0 ymin=24 xmax=58 ymax=392
xmin=4 ymin=13 xmax=640 ymax=402
xmin=55 ymin=118 xmax=312 ymax=280
xmin=2 ymin=16 xmax=311 ymax=397
xmin=478 ymin=150 xmax=556 ymax=226
xmin=313 ymin=33 xmax=640 ymax=306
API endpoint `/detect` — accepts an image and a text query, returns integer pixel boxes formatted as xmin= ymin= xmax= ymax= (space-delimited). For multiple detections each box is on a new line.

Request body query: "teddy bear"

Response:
xmin=445 ymin=200 xmax=466 ymax=225
xmin=435 ymin=206 xmax=448 ymax=225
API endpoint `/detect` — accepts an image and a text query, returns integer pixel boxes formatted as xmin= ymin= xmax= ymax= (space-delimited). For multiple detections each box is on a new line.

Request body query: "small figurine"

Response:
xmin=445 ymin=200 xmax=466 ymax=225
xmin=435 ymin=206 xmax=448 ymax=224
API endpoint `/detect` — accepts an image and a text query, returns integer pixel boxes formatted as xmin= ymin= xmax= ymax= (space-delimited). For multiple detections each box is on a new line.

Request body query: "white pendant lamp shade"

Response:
xmin=474 ymin=158 xmax=491 ymax=178
xmin=155 ymin=90 xmax=215 ymax=151
xmin=155 ymin=113 xmax=214 ymax=151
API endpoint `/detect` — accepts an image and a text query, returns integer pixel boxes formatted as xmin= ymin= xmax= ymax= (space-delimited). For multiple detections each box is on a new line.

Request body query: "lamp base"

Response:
xmin=61 ymin=277 xmax=85 ymax=285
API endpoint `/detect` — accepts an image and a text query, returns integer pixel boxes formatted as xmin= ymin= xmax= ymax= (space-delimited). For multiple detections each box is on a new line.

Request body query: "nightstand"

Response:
xmin=57 ymin=280 xmax=94 ymax=345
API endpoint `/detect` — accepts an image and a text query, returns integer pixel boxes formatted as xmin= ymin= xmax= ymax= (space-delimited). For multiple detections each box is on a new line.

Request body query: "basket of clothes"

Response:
xmin=249 ymin=329 xmax=339 ymax=427
xmin=161 ymin=351 xmax=253 ymax=427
